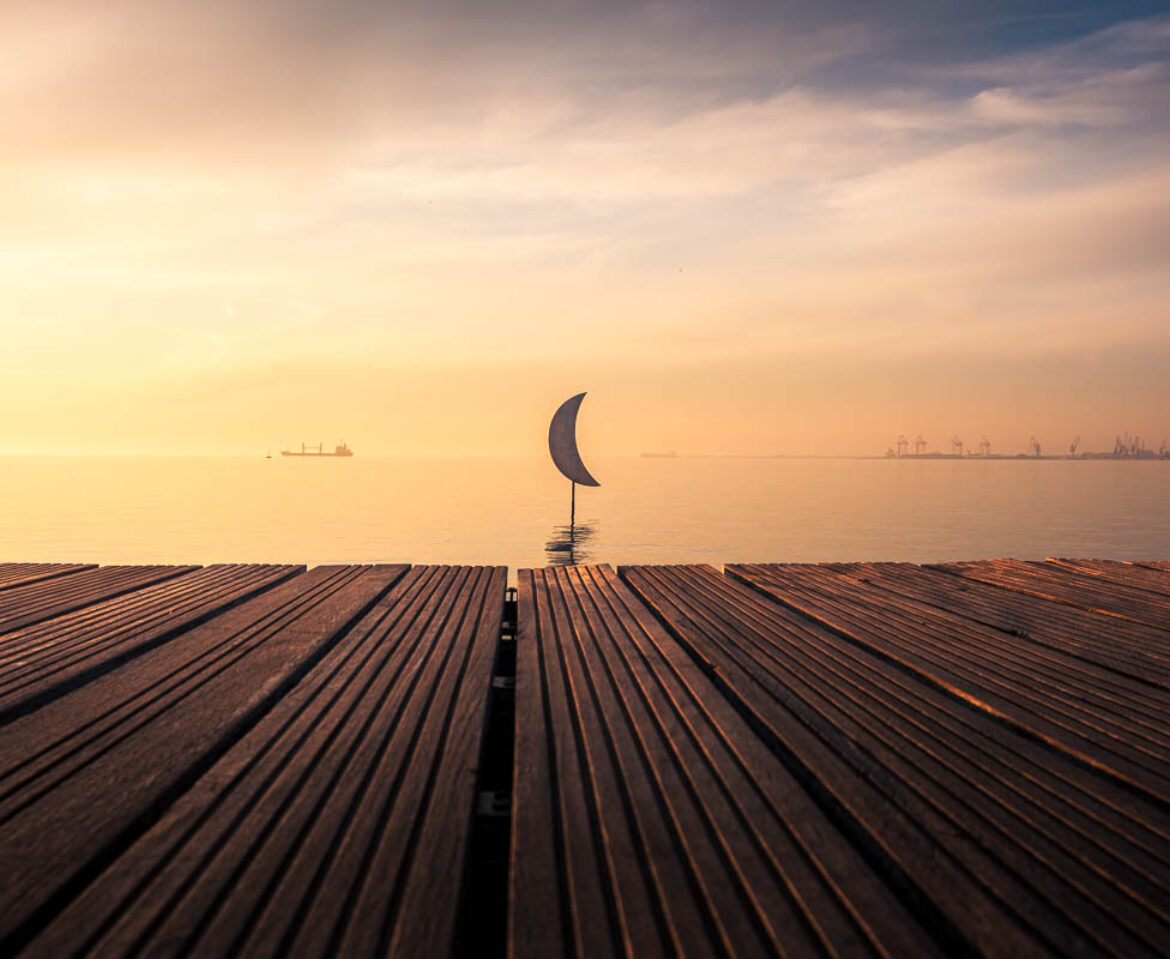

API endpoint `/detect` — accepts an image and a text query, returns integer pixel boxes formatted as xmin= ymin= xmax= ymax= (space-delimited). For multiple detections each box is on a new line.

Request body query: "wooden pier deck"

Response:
xmin=0 ymin=559 xmax=1166 ymax=957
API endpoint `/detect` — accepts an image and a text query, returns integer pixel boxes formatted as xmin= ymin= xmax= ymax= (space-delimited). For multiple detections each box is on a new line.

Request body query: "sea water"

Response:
xmin=1 ymin=455 xmax=1167 ymax=574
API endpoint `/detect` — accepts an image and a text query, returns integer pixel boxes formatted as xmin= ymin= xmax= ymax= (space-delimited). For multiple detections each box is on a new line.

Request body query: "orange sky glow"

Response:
xmin=2 ymin=1 xmax=1168 ymax=456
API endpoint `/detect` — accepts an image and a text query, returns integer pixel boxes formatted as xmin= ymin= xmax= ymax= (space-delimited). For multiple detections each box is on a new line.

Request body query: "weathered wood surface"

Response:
xmin=821 ymin=562 xmax=1170 ymax=687
xmin=0 ymin=564 xmax=406 ymax=948
xmin=0 ymin=564 xmax=304 ymax=722
xmin=513 ymin=564 xmax=937 ymax=958
xmin=625 ymin=564 xmax=1170 ymax=958
xmin=727 ymin=563 xmax=1170 ymax=803
xmin=0 ymin=559 xmax=1165 ymax=958
xmin=0 ymin=564 xmax=196 ymax=635
xmin=20 ymin=564 xmax=506 ymax=959
xmin=0 ymin=564 xmax=93 ymax=592
xmin=944 ymin=559 xmax=1170 ymax=631
xmin=1046 ymin=559 xmax=1170 ymax=596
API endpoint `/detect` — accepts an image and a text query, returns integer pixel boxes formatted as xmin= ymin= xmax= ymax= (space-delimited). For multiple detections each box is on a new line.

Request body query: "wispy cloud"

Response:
xmin=1 ymin=2 xmax=1167 ymax=452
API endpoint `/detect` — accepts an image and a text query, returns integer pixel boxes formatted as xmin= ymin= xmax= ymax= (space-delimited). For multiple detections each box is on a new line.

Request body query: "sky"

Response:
xmin=2 ymin=0 xmax=1168 ymax=456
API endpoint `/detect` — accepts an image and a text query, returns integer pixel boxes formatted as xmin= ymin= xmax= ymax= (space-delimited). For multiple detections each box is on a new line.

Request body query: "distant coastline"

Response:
xmin=640 ymin=452 xmax=1170 ymax=461
xmin=877 ymin=451 xmax=1169 ymax=462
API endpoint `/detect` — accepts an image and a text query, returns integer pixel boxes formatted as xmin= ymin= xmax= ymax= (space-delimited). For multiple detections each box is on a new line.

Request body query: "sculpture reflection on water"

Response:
xmin=544 ymin=520 xmax=597 ymax=567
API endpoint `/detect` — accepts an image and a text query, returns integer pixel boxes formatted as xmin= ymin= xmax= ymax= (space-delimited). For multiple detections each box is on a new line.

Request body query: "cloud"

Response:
xmin=1 ymin=3 xmax=1167 ymax=453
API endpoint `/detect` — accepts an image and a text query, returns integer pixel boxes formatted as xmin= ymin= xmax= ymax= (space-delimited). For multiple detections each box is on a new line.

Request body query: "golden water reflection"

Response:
xmin=0 ymin=455 xmax=1167 ymax=580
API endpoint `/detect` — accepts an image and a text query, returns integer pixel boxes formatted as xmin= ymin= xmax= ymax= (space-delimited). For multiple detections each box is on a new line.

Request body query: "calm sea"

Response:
xmin=1 ymin=455 xmax=1167 ymax=575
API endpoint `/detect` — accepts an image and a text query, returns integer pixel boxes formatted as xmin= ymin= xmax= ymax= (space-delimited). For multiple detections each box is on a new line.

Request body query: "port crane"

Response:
xmin=896 ymin=435 xmax=909 ymax=457
xmin=914 ymin=435 xmax=926 ymax=456
xmin=1028 ymin=436 xmax=1041 ymax=457
xmin=951 ymin=436 xmax=963 ymax=457
xmin=1114 ymin=432 xmax=1147 ymax=456
xmin=1069 ymin=436 xmax=1080 ymax=458
xmin=977 ymin=435 xmax=991 ymax=458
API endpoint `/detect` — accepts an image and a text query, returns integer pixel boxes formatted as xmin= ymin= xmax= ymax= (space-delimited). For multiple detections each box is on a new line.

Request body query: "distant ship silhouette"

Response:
xmin=280 ymin=442 xmax=353 ymax=458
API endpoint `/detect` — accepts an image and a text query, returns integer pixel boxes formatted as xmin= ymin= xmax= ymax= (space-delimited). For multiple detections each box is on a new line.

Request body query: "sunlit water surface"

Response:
xmin=1 ymin=456 xmax=1166 ymax=576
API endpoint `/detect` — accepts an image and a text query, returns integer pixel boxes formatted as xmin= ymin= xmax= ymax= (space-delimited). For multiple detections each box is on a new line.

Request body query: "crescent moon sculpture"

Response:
xmin=549 ymin=393 xmax=600 ymax=487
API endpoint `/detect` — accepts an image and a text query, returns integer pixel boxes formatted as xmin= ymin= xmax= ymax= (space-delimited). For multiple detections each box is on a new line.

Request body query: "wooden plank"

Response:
xmin=826 ymin=562 xmax=1170 ymax=688
xmin=19 ymin=565 xmax=505 ymax=959
xmin=0 ymin=563 xmax=407 ymax=949
xmin=1045 ymin=559 xmax=1170 ymax=597
xmin=624 ymin=564 xmax=1170 ymax=958
xmin=512 ymin=565 xmax=938 ymax=958
xmin=752 ymin=563 xmax=1170 ymax=732
xmin=942 ymin=559 xmax=1170 ymax=631
xmin=0 ymin=564 xmax=198 ymax=635
xmin=0 ymin=564 xmax=305 ymax=722
xmin=0 ymin=564 xmax=93 ymax=592
xmin=727 ymin=563 xmax=1170 ymax=803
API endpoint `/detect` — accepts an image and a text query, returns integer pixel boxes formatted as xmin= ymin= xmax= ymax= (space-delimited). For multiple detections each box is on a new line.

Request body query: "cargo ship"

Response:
xmin=281 ymin=442 xmax=353 ymax=457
